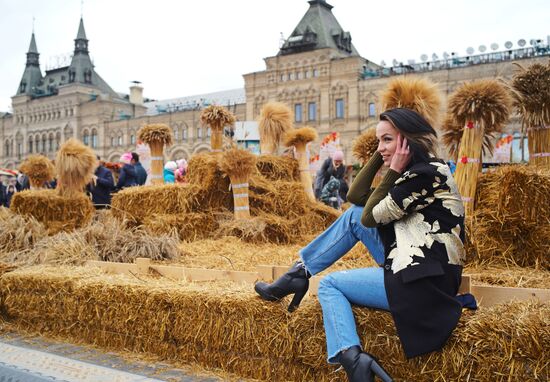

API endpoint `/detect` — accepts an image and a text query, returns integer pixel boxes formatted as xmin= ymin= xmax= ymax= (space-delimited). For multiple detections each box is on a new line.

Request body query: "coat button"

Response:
xmin=384 ymin=264 xmax=391 ymax=270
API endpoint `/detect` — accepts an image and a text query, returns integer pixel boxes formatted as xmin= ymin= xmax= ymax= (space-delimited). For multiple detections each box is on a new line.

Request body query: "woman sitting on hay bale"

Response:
xmin=255 ymin=108 xmax=466 ymax=382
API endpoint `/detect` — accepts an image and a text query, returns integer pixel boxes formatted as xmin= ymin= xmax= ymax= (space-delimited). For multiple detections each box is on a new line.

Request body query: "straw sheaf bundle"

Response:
xmin=352 ymin=127 xmax=378 ymax=164
xmin=446 ymin=79 xmax=512 ymax=134
xmin=19 ymin=155 xmax=55 ymax=188
xmin=442 ymin=114 xmax=496 ymax=160
xmin=258 ymin=102 xmax=293 ymax=154
xmin=220 ymin=148 xmax=257 ymax=180
xmin=511 ymin=61 xmax=550 ymax=129
xmin=199 ymin=105 xmax=236 ymax=131
xmin=282 ymin=126 xmax=318 ymax=148
xmin=466 ymin=165 xmax=550 ymax=269
xmin=10 ymin=189 xmax=94 ymax=234
xmin=379 ymin=76 xmax=442 ymax=127
xmin=255 ymin=154 xmax=300 ymax=182
xmin=137 ymin=123 xmax=174 ymax=146
xmin=55 ymin=138 xmax=96 ymax=197
xmin=1 ymin=267 xmax=548 ymax=382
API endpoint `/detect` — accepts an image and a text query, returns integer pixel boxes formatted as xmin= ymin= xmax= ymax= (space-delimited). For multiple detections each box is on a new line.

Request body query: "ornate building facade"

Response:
xmin=1 ymin=0 xmax=549 ymax=168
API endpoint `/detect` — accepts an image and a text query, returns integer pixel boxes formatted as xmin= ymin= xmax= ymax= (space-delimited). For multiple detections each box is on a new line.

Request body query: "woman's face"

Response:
xmin=376 ymin=120 xmax=399 ymax=166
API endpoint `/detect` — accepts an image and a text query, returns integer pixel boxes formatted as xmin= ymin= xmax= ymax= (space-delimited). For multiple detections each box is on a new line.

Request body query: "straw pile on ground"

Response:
xmin=19 ymin=154 xmax=55 ymax=189
xmin=467 ymin=164 xmax=550 ymax=269
xmin=10 ymin=189 xmax=94 ymax=234
xmin=1 ymin=266 xmax=547 ymax=382
xmin=112 ymin=152 xmax=339 ymax=243
xmin=0 ymin=208 xmax=47 ymax=256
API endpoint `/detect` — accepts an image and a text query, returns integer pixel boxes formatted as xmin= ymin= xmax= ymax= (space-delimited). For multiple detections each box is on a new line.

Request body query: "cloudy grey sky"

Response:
xmin=0 ymin=0 xmax=548 ymax=111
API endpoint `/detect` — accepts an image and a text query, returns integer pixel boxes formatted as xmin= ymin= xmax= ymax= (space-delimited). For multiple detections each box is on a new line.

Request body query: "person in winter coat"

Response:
xmin=116 ymin=152 xmax=138 ymax=190
xmin=255 ymin=108 xmax=466 ymax=382
xmin=174 ymin=158 xmax=188 ymax=184
xmin=131 ymin=152 xmax=148 ymax=186
xmin=5 ymin=184 xmax=16 ymax=208
xmin=88 ymin=157 xmax=114 ymax=209
xmin=163 ymin=161 xmax=177 ymax=184
xmin=319 ymin=176 xmax=341 ymax=209
xmin=314 ymin=150 xmax=346 ymax=200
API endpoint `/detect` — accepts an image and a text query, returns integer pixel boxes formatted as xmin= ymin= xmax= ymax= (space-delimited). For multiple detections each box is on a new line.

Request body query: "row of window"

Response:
xmin=15 ymin=108 xmax=75 ymax=124
xmin=280 ymin=68 xmax=320 ymax=82
xmin=293 ymin=100 xmax=376 ymax=123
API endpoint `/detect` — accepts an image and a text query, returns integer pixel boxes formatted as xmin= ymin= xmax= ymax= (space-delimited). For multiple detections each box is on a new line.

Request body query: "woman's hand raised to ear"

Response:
xmin=390 ymin=134 xmax=412 ymax=173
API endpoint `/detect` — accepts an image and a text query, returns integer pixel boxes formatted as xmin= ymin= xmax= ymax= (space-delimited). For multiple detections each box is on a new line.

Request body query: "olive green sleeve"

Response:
xmin=346 ymin=152 xmax=384 ymax=206
xmin=361 ymin=169 xmax=402 ymax=227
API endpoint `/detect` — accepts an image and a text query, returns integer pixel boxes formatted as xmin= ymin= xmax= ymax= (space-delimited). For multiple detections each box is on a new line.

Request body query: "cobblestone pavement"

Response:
xmin=0 ymin=331 xmax=223 ymax=382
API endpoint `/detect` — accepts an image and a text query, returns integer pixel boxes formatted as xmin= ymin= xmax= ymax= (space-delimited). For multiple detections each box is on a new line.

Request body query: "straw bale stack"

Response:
xmin=111 ymin=151 xmax=339 ymax=243
xmin=199 ymin=105 xmax=236 ymax=152
xmin=380 ymin=76 xmax=442 ymax=127
xmin=255 ymin=154 xmax=300 ymax=182
xmin=138 ymin=123 xmax=174 ymax=184
xmin=258 ymin=102 xmax=293 ymax=154
xmin=511 ymin=62 xmax=550 ymax=166
xmin=1 ymin=266 xmax=547 ymax=382
xmin=467 ymin=165 xmax=550 ymax=269
xmin=10 ymin=189 xmax=94 ymax=234
xmin=18 ymin=154 xmax=55 ymax=189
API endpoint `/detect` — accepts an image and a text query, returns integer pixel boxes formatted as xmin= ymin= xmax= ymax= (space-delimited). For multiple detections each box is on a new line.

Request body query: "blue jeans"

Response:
xmin=299 ymin=205 xmax=390 ymax=364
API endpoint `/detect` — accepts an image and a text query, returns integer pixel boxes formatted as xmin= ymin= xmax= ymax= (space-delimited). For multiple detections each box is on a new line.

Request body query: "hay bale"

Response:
xmin=256 ymin=155 xmax=300 ymax=182
xmin=10 ymin=189 xmax=94 ymax=234
xmin=143 ymin=213 xmax=219 ymax=242
xmin=111 ymin=183 xmax=231 ymax=224
xmin=187 ymin=152 xmax=232 ymax=193
xmin=1 ymin=267 xmax=547 ymax=382
xmin=467 ymin=165 xmax=550 ymax=269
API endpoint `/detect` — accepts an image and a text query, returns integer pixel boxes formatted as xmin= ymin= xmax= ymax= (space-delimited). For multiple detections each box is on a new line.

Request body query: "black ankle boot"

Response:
xmin=339 ymin=346 xmax=393 ymax=382
xmin=254 ymin=261 xmax=310 ymax=312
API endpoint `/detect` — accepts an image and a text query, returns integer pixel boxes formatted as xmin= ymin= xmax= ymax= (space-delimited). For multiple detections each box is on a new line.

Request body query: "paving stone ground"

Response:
xmin=0 ymin=331 xmax=224 ymax=382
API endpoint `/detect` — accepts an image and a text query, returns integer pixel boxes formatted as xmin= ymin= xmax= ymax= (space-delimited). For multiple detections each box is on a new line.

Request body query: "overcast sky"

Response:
xmin=1 ymin=0 xmax=548 ymax=111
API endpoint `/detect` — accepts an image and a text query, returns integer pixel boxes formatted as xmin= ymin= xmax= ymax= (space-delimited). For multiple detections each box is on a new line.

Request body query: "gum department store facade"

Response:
xmin=1 ymin=0 xmax=549 ymax=169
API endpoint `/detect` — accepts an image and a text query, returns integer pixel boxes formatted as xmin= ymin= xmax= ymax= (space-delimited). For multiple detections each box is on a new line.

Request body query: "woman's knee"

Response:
xmin=317 ymin=274 xmax=337 ymax=300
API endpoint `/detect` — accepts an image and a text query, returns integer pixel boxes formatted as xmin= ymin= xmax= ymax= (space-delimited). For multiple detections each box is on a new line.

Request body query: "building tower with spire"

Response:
xmin=17 ymin=33 xmax=43 ymax=96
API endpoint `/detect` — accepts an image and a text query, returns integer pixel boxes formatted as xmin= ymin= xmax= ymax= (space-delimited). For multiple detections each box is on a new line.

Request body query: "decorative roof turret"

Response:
xmin=16 ymin=32 xmax=43 ymax=95
xmin=68 ymin=18 xmax=94 ymax=84
xmin=279 ymin=0 xmax=359 ymax=57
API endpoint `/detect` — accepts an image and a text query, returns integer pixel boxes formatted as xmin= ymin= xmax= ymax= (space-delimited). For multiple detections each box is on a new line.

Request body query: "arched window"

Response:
xmin=4 ymin=141 xmax=9 ymax=157
xmin=117 ymin=135 xmax=123 ymax=146
xmin=48 ymin=134 xmax=54 ymax=152
xmin=207 ymin=127 xmax=211 ymax=137
xmin=174 ymin=129 xmax=179 ymax=141
xmin=91 ymin=129 xmax=98 ymax=148
xmin=83 ymin=131 xmax=90 ymax=146
xmin=110 ymin=136 xmax=115 ymax=147
xmin=197 ymin=127 xmax=203 ymax=139
xmin=28 ymin=139 xmax=33 ymax=153
xmin=35 ymin=136 xmax=40 ymax=153
xmin=183 ymin=126 xmax=188 ymax=141
xmin=42 ymin=135 xmax=47 ymax=153
xmin=56 ymin=133 xmax=61 ymax=150
xmin=130 ymin=134 xmax=136 ymax=145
